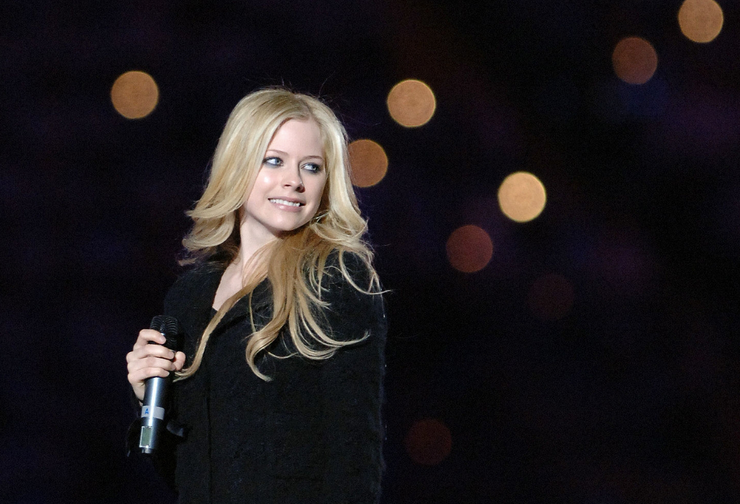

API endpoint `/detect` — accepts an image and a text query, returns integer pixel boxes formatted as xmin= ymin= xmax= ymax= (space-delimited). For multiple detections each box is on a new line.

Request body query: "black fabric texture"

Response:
xmin=134 ymin=253 xmax=387 ymax=504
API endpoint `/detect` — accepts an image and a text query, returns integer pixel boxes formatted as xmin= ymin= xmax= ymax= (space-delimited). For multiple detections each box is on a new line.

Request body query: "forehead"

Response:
xmin=267 ymin=118 xmax=324 ymax=154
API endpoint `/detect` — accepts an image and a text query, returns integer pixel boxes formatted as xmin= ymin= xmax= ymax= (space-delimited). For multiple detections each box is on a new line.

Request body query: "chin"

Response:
xmin=273 ymin=222 xmax=311 ymax=236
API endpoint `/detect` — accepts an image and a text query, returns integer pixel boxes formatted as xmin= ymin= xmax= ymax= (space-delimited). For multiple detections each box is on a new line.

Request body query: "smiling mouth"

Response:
xmin=269 ymin=198 xmax=303 ymax=207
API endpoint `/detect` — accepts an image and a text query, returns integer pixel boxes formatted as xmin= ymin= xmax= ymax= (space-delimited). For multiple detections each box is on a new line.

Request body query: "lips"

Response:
xmin=268 ymin=198 xmax=304 ymax=207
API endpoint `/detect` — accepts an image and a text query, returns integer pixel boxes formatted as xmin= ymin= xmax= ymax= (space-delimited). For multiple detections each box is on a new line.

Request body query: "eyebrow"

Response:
xmin=265 ymin=149 xmax=324 ymax=161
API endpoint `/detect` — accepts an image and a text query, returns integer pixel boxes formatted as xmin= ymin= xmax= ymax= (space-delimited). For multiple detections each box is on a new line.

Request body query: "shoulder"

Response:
xmin=321 ymin=250 xmax=379 ymax=292
xmin=317 ymin=251 xmax=386 ymax=343
xmin=163 ymin=261 xmax=224 ymax=315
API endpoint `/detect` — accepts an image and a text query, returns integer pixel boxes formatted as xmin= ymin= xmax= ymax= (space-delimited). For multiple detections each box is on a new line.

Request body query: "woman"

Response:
xmin=126 ymin=88 xmax=387 ymax=504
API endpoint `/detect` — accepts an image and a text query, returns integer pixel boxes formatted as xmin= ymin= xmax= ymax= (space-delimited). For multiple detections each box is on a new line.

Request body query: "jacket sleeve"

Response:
xmin=125 ymin=265 xmax=211 ymax=491
xmin=317 ymin=255 xmax=387 ymax=503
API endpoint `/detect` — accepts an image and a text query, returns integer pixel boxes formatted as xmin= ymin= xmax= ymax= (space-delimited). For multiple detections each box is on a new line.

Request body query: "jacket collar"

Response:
xmin=217 ymin=276 xmax=273 ymax=331
xmin=193 ymin=263 xmax=273 ymax=333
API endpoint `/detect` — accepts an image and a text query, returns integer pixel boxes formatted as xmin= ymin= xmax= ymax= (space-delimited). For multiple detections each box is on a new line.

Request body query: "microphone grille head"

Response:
xmin=149 ymin=315 xmax=180 ymax=336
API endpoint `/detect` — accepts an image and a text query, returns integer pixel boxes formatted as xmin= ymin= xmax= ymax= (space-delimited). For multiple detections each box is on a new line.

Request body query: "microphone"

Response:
xmin=139 ymin=315 xmax=182 ymax=455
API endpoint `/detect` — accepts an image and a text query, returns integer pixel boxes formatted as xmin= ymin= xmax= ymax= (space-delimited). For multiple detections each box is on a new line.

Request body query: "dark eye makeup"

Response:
xmin=302 ymin=162 xmax=322 ymax=173
xmin=262 ymin=157 xmax=323 ymax=174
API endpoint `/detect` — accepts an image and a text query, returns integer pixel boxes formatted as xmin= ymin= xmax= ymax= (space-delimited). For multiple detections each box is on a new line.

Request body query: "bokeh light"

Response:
xmin=528 ymin=273 xmax=575 ymax=321
xmin=387 ymin=79 xmax=436 ymax=128
xmin=497 ymin=172 xmax=547 ymax=223
xmin=446 ymin=225 xmax=494 ymax=273
xmin=404 ymin=418 xmax=452 ymax=466
xmin=348 ymin=139 xmax=388 ymax=187
xmin=612 ymin=37 xmax=658 ymax=85
xmin=111 ymin=71 xmax=159 ymax=119
xmin=678 ymin=0 xmax=723 ymax=43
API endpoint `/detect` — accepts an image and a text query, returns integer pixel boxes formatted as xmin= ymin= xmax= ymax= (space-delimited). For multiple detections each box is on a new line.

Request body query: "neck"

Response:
xmin=236 ymin=220 xmax=279 ymax=273
xmin=235 ymin=238 xmax=280 ymax=286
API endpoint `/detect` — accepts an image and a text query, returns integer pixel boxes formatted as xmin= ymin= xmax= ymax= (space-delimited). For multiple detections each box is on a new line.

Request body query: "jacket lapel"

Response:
xmin=213 ymin=277 xmax=273 ymax=334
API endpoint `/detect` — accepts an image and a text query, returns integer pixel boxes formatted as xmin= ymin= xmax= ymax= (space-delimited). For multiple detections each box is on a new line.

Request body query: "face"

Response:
xmin=240 ymin=118 xmax=327 ymax=246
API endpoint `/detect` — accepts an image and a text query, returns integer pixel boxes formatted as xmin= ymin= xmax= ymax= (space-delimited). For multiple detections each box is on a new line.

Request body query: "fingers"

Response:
xmin=127 ymin=328 xmax=186 ymax=402
xmin=173 ymin=351 xmax=186 ymax=372
xmin=133 ymin=329 xmax=166 ymax=350
xmin=126 ymin=342 xmax=176 ymax=364
xmin=127 ymin=354 xmax=177 ymax=380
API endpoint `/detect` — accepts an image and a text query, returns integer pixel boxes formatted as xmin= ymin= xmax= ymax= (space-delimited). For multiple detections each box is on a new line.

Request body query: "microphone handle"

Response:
xmin=139 ymin=315 xmax=181 ymax=455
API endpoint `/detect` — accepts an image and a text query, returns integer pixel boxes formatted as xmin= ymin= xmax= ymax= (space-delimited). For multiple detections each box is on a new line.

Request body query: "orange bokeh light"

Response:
xmin=111 ymin=70 xmax=159 ymax=119
xmin=404 ymin=418 xmax=452 ymax=466
xmin=387 ymin=79 xmax=436 ymax=128
xmin=528 ymin=273 xmax=575 ymax=321
xmin=348 ymin=139 xmax=388 ymax=187
xmin=497 ymin=172 xmax=547 ymax=223
xmin=678 ymin=0 xmax=723 ymax=43
xmin=612 ymin=37 xmax=658 ymax=85
xmin=446 ymin=225 xmax=494 ymax=273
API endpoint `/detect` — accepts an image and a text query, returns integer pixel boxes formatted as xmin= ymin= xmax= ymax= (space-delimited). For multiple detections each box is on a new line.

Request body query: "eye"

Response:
xmin=302 ymin=162 xmax=322 ymax=174
xmin=263 ymin=157 xmax=282 ymax=167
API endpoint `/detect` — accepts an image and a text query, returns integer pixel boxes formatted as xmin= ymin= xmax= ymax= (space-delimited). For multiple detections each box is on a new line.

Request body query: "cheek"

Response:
xmin=311 ymin=178 xmax=328 ymax=205
xmin=256 ymin=170 xmax=276 ymax=186
xmin=246 ymin=171 xmax=274 ymax=199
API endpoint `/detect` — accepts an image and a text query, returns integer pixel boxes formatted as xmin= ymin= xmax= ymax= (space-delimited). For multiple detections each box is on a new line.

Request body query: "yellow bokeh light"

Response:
xmin=497 ymin=172 xmax=547 ymax=223
xmin=348 ymin=139 xmax=388 ymax=187
xmin=111 ymin=71 xmax=159 ymax=119
xmin=404 ymin=418 xmax=452 ymax=466
xmin=678 ymin=0 xmax=723 ymax=43
xmin=446 ymin=225 xmax=494 ymax=273
xmin=387 ymin=79 xmax=436 ymax=128
xmin=612 ymin=37 xmax=658 ymax=85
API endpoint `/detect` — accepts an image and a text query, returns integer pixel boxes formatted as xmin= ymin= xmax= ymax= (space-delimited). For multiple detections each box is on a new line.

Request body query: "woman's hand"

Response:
xmin=126 ymin=329 xmax=186 ymax=403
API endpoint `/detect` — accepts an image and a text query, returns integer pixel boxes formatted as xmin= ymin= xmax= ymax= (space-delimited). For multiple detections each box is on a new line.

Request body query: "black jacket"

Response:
xmin=150 ymin=254 xmax=386 ymax=503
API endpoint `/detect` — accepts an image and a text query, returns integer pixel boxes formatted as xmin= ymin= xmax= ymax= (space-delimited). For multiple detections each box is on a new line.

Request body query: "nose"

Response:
xmin=283 ymin=164 xmax=305 ymax=192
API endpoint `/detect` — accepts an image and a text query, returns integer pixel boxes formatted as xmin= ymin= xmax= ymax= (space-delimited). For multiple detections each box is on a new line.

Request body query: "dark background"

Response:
xmin=2 ymin=1 xmax=740 ymax=502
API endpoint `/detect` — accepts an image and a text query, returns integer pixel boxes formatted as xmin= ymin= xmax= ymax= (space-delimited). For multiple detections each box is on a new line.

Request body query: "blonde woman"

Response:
xmin=126 ymin=88 xmax=386 ymax=503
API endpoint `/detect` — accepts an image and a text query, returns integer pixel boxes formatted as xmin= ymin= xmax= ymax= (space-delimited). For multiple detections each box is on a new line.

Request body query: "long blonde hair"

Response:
xmin=176 ymin=88 xmax=379 ymax=381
